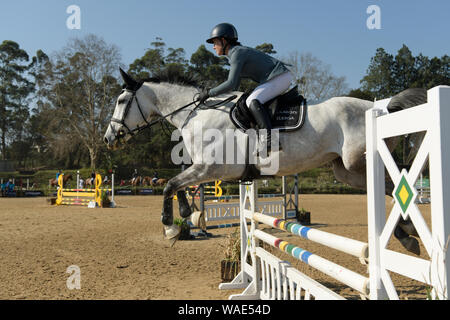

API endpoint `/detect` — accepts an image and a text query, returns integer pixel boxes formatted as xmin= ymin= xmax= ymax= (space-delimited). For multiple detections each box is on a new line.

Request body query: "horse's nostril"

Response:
xmin=104 ymin=137 xmax=109 ymax=145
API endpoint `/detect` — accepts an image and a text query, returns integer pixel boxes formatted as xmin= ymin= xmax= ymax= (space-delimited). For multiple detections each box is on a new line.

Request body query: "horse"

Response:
xmin=142 ymin=176 xmax=153 ymax=186
xmin=103 ymin=69 xmax=426 ymax=254
xmin=131 ymin=176 xmax=143 ymax=186
xmin=85 ymin=177 xmax=95 ymax=188
xmin=151 ymin=178 xmax=167 ymax=187
xmin=49 ymin=174 xmax=73 ymax=188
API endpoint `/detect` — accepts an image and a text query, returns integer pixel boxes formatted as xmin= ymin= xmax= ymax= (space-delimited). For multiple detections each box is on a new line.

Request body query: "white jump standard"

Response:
xmin=366 ymin=85 xmax=450 ymax=300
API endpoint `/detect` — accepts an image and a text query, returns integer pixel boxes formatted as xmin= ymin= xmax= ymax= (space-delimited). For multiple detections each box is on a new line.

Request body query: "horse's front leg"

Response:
xmin=161 ymin=164 xmax=229 ymax=241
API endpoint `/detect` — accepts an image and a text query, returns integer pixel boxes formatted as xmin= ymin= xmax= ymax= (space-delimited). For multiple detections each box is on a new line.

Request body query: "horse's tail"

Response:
xmin=385 ymin=88 xmax=427 ymax=167
xmin=386 ymin=88 xmax=427 ymax=113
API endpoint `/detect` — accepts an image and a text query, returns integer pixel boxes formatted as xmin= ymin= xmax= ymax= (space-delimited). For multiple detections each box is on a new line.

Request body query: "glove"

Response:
xmin=198 ymin=88 xmax=210 ymax=105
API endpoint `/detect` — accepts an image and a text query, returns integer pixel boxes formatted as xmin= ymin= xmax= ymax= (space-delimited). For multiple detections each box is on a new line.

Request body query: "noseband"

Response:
xmin=109 ymin=88 xmax=150 ymax=141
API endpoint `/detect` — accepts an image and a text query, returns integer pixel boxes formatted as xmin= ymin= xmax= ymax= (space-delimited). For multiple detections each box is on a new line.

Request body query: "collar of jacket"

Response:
xmin=225 ymin=45 xmax=238 ymax=60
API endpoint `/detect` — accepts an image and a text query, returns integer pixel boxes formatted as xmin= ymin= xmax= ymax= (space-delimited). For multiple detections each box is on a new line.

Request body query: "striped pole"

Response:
xmin=111 ymin=173 xmax=115 ymax=206
xmin=77 ymin=171 xmax=80 ymax=200
xmin=60 ymin=189 xmax=97 ymax=192
xmin=253 ymin=229 xmax=369 ymax=296
xmin=253 ymin=212 xmax=368 ymax=261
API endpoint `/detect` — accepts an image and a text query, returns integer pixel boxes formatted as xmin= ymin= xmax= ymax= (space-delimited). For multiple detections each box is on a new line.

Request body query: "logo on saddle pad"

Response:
xmin=230 ymin=85 xmax=307 ymax=132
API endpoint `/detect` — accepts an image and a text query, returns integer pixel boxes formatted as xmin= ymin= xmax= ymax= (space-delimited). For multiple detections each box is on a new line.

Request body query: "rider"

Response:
xmin=90 ymin=170 xmax=96 ymax=185
xmin=199 ymin=23 xmax=294 ymax=154
xmin=56 ymin=170 xmax=62 ymax=189
xmin=131 ymin=169 xmax=138 ymax=185
xmin=56 ymin=170 xmax=62 ymax=181
xmin=152 ymin=171 xmax=159 ymax=184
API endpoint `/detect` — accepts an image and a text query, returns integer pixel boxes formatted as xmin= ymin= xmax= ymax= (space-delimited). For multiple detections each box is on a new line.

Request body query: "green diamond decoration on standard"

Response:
xmin=395 ymin=175 xmax=414 ymax=214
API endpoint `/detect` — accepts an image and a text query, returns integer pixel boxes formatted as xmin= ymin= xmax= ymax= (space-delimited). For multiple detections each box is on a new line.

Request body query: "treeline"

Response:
xmin=0 ymin=35 xmax=448 ymax=173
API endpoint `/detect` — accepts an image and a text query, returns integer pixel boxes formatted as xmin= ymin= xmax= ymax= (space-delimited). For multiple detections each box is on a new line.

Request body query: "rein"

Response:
xmin=109 ymin=87 xmax=237 ymax=141
xmin=180 ymin=93 xmax=237 ymax=129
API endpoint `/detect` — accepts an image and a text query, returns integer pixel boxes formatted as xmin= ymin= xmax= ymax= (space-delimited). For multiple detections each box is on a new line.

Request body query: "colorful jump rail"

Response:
xmin=252 ymin=212 xmax=368 ymax=263
xmin=219 ymin=182 xmax=369 ymax=300
xmin=56 ymin=173 xmax=104 ymax=207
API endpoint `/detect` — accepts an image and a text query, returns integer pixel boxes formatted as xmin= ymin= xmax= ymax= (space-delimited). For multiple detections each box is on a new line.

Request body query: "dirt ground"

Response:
xmin=0 ymin=194 xmax=431 ymax=300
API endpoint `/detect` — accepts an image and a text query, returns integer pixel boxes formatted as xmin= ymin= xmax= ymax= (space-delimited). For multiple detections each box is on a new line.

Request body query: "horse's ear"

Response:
xmin=120 ymin=67 xmax=139 ymax=89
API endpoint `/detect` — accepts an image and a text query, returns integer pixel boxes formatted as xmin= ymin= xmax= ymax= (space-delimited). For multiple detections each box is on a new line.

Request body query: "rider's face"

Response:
xmin=212 ymin=38 xmax=227 ymax=56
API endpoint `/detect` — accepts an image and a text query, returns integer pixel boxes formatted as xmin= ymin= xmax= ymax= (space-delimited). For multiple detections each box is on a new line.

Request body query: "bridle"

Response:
xmin=109 ymin=88 xmax=150 ymax=141
xmin=108 ymin=85 xmax=237 ymax=143
xmin=108 ymin=86 xmax=199 ymax=143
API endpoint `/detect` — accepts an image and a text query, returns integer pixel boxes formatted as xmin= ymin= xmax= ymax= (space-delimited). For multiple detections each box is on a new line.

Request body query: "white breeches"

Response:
xmin=246 ymin=72 xmax=294 ymax=106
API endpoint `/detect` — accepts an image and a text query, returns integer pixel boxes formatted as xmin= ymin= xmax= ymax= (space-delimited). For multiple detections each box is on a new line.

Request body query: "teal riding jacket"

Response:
xmin=208 ymin=45 xmax=290 ymax=97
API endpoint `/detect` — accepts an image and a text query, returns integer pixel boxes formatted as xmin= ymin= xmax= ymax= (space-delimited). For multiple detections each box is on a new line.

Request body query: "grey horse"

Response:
xmin=104 ymin=69 xmax=425 ymax=254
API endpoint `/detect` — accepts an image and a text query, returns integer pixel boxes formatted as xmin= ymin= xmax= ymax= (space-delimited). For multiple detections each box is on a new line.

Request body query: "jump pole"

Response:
xmin=77 ymin=171 xmax=80 ymax=199
xmin=110 ymin=173 xmax=116 ymax=208
xmin=253 ymin=229 xmax=369 ymax=295
xmin=253 ymin=212 xmax=368 ymax=263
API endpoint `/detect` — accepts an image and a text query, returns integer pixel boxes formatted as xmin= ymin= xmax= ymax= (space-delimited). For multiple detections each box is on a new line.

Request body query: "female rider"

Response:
xmin=198 ymin=23 xmax=294 ymax=153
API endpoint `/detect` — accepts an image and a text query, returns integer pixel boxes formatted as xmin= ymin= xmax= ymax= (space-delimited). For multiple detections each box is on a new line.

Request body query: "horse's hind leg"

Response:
xmin=331 ymin=158 xmax=420 ymax=255
xmin=331 ymin=158 xmax=367 ymax=191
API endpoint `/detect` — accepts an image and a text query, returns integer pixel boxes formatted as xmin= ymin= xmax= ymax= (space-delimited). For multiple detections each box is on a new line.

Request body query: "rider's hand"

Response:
xmin=198 ymin=88 xmax=210 ymax=105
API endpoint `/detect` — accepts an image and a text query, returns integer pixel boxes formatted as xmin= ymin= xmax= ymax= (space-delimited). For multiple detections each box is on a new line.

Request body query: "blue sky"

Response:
xmin=0 ymin=0 xmax=448 ymax=90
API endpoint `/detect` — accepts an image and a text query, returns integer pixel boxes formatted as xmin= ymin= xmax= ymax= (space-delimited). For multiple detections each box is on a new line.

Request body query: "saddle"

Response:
xmin=230 ymin=85 xmax=307 ymax=132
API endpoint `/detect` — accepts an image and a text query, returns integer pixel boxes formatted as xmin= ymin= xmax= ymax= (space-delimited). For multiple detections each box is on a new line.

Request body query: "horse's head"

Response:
xmin=104 ymin=68 xmax=158 ymax=150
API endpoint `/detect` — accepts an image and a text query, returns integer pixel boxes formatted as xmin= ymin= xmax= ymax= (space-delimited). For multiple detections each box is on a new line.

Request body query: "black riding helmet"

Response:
xmin=206 ymin=23 xmax=238 ymax=43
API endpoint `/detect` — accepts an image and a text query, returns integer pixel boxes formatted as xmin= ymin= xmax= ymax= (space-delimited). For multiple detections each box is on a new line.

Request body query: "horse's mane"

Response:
xmin=142 ymin=68 xmax=200 ymax=88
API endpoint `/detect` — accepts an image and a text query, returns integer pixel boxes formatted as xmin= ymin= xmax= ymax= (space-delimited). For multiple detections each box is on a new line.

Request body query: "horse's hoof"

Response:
xmin=399 ymin=236 xmax=420 ymax=256
xmin=398 ymin=220 xmax=419 ymax=237
xmin=163 ymin=224 xmax=181 ymax=240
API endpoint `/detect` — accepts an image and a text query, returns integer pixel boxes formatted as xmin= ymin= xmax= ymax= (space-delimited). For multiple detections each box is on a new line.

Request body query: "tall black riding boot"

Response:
xmin=248 ymin=99 xmax=276 ymax=155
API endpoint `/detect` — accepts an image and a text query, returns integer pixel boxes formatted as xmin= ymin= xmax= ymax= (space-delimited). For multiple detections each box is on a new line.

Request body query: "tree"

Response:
xmin=189 ymin=45 xmax=228 ymax=88
xmin=347 ymin=88 xmax=375 ymax=101
xmin=26 ymin=50 xmax=54 ymax=166
xmin=360 ymin=45 xmax=449 ymax=98
xmin=283 ymin=51 xmax=349 ymax=102
xmin=393 ymin=45 xmax=417 ymax=91
xmin=166 ymin=47 xmax=188 ymax=65
xmin=0 ymin=40 xmax=34 ymax=160
xmin=413 ymin=54 xmax=450 ymax=89
xmin=128 ymin=37 xmax=166 ymax=80
xmin=360 ymin=48 xmax=395 ymax=98
xmin=359 ymin=45 xmax=449 ymax=168
xmin=40 ymin=34 xmax=122 ymax=169
xmin=255 ymin=43 xmax=277 ymax=55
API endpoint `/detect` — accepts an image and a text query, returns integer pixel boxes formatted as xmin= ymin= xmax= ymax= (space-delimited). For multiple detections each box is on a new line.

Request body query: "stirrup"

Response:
xmin=252 ymin=134 xmax=272 ymax=157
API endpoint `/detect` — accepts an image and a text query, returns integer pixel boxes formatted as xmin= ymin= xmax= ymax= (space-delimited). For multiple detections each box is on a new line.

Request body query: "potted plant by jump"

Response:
xmin=174 ymin=218 xmax=192 ymax=240
xmin=220 ymin=230 xmax=241 ymax=282
xmin=101 ymin=190 xmax=111 ymax=208
xmin=297 ymin=207 xmax=311 ymax=225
